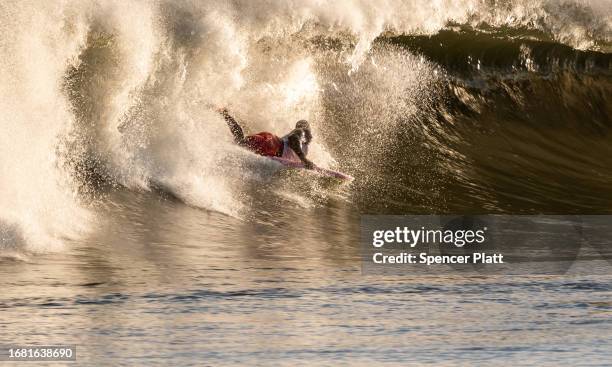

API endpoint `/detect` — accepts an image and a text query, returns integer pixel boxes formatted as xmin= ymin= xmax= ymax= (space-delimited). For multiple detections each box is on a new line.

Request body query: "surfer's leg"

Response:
xmin=221 ymin=109 xmax=245 ymax=145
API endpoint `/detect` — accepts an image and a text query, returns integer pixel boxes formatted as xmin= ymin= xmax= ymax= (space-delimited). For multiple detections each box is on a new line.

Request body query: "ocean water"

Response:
xmin=2 ymin=190 xmax=611 ymax=366
xmin=1 ymin=0 xmax=611 ymax=365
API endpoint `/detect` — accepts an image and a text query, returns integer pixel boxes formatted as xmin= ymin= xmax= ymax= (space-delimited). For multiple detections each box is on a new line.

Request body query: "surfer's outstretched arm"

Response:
xmin=219 ymin=108 xmax=245 ymax=145
xmin=288 ymin=130 xmax=315 ymax=169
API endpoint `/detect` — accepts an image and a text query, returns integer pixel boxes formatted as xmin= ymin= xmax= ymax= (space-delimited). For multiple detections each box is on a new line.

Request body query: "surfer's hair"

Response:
xmin=295 ymin=120 xmax=310 ymax=130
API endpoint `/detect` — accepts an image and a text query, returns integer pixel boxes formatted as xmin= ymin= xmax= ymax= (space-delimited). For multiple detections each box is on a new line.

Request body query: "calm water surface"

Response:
xmin=2 ymin=190 xmax=611 ymax=366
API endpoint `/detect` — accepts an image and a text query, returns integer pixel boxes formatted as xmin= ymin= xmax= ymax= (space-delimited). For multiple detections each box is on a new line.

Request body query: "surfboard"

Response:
xmin=269 ymin=157 xmax=353 ymax=181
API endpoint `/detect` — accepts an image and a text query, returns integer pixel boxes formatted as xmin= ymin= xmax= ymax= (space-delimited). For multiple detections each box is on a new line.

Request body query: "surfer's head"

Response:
xmin=295 ymin=120 xmax=310 ymax=130
xmin=295 ymin=120 xmax=312 ymax=142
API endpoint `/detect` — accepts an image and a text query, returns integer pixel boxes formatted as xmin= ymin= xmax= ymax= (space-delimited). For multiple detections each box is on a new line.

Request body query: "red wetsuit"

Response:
xmin=222 ymin=110 xmax=283 ymax=157
xmin=244 ymin=132 xmax=283 ymax=157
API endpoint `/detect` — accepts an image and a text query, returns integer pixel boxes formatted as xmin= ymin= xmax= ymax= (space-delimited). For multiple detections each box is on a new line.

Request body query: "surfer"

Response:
xmin=218 ymin=108 xmax=315 ymax=169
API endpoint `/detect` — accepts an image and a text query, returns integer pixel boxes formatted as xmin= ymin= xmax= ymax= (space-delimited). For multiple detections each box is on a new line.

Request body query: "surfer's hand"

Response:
xmin=303 ymin=160 xmax=315 ymax=170
xmin=215 ymin=106 xmax=227 ymax=114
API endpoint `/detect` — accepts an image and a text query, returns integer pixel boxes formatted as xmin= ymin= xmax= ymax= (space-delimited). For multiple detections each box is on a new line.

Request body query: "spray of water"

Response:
xmin=0 ymin=0 xmax=609 ymax=252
